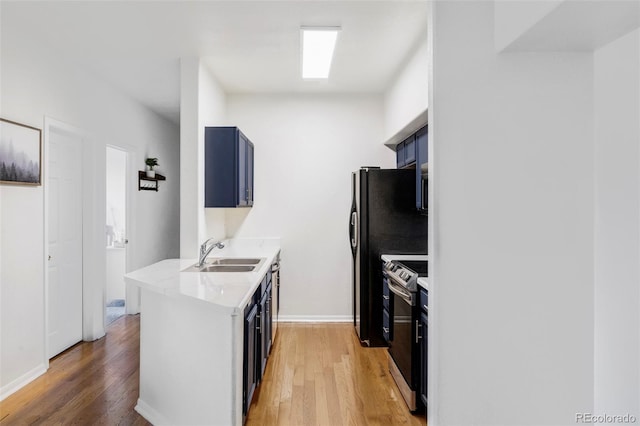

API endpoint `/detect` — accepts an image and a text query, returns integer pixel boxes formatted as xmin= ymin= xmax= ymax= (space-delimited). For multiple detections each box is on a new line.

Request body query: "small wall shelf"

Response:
xmin=138 ymin=171 xmax=166 ymax=191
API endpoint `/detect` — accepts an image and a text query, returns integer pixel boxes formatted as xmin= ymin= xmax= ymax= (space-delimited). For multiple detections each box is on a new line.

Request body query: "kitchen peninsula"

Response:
xmin=124 ymin=239 xmax=281 ymax=426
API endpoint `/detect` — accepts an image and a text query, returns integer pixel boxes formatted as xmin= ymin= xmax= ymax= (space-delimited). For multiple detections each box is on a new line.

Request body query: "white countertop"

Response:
xmin=381 ymin=254 xmax=429 ymax=262
xmin=124 ymin=238 xmax=280 ymax=315
xmin=417 ymin=277 xmax=429 ymax=291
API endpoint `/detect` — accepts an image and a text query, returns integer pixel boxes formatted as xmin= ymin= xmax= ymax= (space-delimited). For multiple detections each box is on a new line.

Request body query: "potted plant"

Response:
xmin=145 ymin=158 xmax=159 ymax=178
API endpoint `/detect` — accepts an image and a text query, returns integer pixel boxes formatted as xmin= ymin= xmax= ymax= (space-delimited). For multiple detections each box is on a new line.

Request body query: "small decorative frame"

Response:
xmin=0 ymin=118 xmax=42 ymax=186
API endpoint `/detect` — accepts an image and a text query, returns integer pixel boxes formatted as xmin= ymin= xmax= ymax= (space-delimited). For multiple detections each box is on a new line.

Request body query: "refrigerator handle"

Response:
xmin=351 ymin=211 xmax=358 ymax=250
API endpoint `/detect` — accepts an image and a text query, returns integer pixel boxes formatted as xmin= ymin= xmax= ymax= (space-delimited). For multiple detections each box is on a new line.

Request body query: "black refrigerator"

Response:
xmin=349 ymin=167 xmax=427 ymax=347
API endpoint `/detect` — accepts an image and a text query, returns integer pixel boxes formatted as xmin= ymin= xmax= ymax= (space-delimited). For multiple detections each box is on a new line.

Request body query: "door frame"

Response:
xmin=105 ymin=143 xmax=135 ymax=316
xmin=44 ymin=117 xmax=107 ymax=363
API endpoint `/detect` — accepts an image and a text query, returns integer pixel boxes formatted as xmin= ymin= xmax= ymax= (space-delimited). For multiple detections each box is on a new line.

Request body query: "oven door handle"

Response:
xmin=387 ymin=280 xmax=414 ymax=306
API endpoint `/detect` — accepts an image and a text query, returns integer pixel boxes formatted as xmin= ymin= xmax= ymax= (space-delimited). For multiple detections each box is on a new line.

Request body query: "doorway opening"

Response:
xmin=105 ymin=146 xmax=128 ymax=325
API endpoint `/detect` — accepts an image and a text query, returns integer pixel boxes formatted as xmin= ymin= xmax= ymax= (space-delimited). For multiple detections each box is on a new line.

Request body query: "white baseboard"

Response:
xmin=277 ymin=315 xmax=352 ymax=323
xmin=0 ymin=363 xmax=47 ymax=401
xmin=135 ymin=398 xmax=172 ymax=426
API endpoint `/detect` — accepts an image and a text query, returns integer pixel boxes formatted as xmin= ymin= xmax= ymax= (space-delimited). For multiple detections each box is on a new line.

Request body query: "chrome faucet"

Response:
xmin=198 ymin=238 xmax=225 ymax=267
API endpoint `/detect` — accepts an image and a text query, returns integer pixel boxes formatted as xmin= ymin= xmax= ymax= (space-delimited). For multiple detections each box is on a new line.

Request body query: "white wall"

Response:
xmin=430 ymin=1 xmax=594 ymax=424
xmin=383 ymin=35 xmax=428 ymax=144
xmin=199 ymin=64 xmax=228 ymax=245
xmin=226 ymin=94 xmax=392 ymax=320
xmin=494 ymin=0 xmax=562 ymax=52
xmin=0 ymin=19 xmax=180 ymax=398
xmin=594 ymin=28 xmax=640 ymax=417
xmin=180 ymin=58 xmax=227 ymax=259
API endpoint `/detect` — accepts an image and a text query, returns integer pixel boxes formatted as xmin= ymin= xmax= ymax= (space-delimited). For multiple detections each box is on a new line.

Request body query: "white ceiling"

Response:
xmin=2 ymin=1 xmax=428 ymax=124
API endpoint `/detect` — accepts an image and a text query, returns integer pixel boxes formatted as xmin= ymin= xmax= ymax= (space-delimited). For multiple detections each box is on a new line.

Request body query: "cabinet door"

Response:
xmin=243 ymin=303 xmax=258 ymax=415
xmin=382 ymin=277 xmax=390 ymax=311
xmin=419 ymin=311 xmax=428 ymax=407
xmin=396 ymin=142 xmax=405 ymax=168
xmin=416 ymin=127 xmax=428 ymax=210
xmin=247 ymin=141 xmax=254 ymax=206
xmin=382 ymin=308 xmax=391 ymax=343
xmin=237 ymin=132 xmax=248 ymax=206
xmin=259 ymin=291 xmax=269 ymax=379
xmin=265 ymin=283 xmax=272 ymax=356
xmin=404 ymin=136 xmax=416 ymax=165
xmin=205 ymin=127 xmax=238 ymax=208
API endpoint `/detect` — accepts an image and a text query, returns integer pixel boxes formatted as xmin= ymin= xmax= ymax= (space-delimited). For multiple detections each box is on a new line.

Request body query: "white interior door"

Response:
xmin=47 ymin=127 xmax=83 ymax=358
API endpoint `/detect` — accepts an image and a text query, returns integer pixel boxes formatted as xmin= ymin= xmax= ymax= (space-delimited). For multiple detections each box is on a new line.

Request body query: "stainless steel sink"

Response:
xmin=210 ymin=258 xmax=262 ymax=265
xmin=199 ymin=265 xmax=255 ymax=272
xmin=182 ymin=257 xmax=266 ymax=273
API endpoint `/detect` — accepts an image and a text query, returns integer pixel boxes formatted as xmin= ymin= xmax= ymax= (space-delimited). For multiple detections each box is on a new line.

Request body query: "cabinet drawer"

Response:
xmin=383 ymin=308 xmax=392 ymax=342
xmin=419 ymin=288 xmax=428 ymax=313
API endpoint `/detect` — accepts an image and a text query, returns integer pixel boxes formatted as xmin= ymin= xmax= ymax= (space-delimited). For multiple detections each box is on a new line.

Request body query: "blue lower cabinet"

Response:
xmin=265 ymin=283 xmax=273 ymax=356
xmin=244 ymin=272 xmax=274 ymax=418
xmin=383 ymin=278 xmax=390 ymax=311
xmin=259 ymin=287 xmax=270 ymax=379
xmin=243 ymin=303 xmax=258 ymax=415
xmin=383 ymin=308 xmax=391 ymax=343
xmin=418 ymin=288 xmax=428 ymax=313
xmin=419 ymin=309 xmax=428 ymax=407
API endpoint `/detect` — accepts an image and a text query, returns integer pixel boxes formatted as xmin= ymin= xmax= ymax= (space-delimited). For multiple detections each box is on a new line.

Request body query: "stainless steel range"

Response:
xmin=382 ymin=255 xmax=428 ymax=411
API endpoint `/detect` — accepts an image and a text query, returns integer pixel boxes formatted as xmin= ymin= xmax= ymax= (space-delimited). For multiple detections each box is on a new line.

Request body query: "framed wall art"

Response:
xmin=0 ymin=118 xmax=42 ymax=186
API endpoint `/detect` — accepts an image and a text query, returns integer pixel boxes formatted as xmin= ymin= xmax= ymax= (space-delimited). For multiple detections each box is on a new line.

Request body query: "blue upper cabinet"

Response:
xmin=246 ymin=141 xmax=254 ymax=205
xmin=395 ymin=125 xmax=428 ymax=212
xmin=415 ymin=126 xmax=428 ymax=211
xmin=404 ymin=136 xmax=416 ymax=165
xmin=205 ymin=126 xmax=255 ymax=208
xmin=396 ymin=141 xmax=406 ymax=168
xmin=396 ymin=135 xmax=417 ymax=169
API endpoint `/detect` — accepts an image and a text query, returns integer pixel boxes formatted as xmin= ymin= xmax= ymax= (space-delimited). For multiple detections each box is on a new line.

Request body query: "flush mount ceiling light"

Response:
xmin=301 ymin=26 xmax=341 ymax=79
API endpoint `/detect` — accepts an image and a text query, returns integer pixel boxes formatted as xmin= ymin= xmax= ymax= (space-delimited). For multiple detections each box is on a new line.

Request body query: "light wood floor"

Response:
xmin=247 ymin=323 xmax=426 ymax=426
xmin=0 ymin=317 xmax=425 ymax=426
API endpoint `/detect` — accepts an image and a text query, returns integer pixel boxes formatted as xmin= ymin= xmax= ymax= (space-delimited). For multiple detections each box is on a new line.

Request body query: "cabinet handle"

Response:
xmin=415 ymin=320 xmax=421 ymax=343
xmin=383 ymin=327 xmax=389 ymax=333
